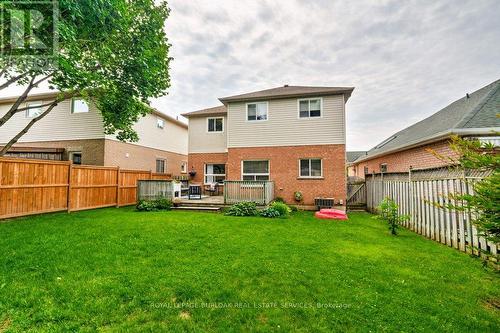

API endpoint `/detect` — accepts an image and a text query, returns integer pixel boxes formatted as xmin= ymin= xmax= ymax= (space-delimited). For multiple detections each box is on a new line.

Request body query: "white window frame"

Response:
xmin=246 ymin=102 xmax=269 ymax=122
xmin=298 ymin=158 xmax=323 ymax=178
xmin=181 ymin=161 xmax=187 ymax=174
xmin=241 ymin=160 xmax=270 ymax=181
xmin=157 ymin=118 xmax=165 ymax=129
xmin=207 ymin=117 xmax=224 ymax=133
xmin=71 ymin=98 xmax=90 ymax=114
xmin=25 ymin=101 xmax=43 ymax=118
xmin=156 ymin=159 xmax=166 ymax=173
xmin=204 ymin=164 xmax=226 ymax=184
xmin=298 ymin=97 xmax=323 ymax=119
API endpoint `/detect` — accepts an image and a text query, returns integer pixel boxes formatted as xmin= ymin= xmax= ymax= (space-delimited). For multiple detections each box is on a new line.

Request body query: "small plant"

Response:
xmin=136 ymin=198 xmax=173 ymax=212
xmin=260 ymin=207 xmax=281 ymax=218
xmin=271 ymin=201 xmax=292 ymax=217
xmin=273 ymin=197 xmax=286 ymax=203
xmin=375 ymin=197 xmax=409 ymax=235
xmin=294 ymin=191 xmax=303 ymax=202
xmin=225 ymin=202 xmax=259 ymax=217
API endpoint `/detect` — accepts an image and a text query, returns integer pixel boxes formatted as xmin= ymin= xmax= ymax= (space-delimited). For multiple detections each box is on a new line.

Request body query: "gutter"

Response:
xmin=351 ymin=127 xmax=500 ymax=165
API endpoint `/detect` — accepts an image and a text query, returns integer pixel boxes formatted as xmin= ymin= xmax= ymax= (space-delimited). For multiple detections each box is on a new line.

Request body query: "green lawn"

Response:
xmin=0 ymin=208 xmax=498 ymax=332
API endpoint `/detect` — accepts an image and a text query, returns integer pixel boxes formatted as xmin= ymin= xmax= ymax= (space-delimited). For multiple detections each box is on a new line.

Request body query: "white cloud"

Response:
xmin=152 ymin=0 xmax=500 ymax=150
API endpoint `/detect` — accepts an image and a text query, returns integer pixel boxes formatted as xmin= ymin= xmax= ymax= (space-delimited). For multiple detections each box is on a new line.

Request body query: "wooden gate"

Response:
xmin=347 ymin=182 xmax=366 ymax=210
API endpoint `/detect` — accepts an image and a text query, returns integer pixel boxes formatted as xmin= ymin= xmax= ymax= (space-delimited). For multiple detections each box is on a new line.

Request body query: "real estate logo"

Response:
xmin=0 ymin=0 xmax=59 ymax=68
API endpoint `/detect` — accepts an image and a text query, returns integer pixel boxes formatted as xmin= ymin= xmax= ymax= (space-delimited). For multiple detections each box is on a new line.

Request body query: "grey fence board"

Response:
xmin=366 ymin=168 xmax=498 ymax=260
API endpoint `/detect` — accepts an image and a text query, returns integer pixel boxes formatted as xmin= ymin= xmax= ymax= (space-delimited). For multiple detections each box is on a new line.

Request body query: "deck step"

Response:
xmin=173 ymin=206 xmax=221 ymax=212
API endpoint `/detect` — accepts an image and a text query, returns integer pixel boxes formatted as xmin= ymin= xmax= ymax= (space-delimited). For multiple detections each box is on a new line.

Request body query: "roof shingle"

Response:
xmin=219 ymin=85 xmax=354 ymax=103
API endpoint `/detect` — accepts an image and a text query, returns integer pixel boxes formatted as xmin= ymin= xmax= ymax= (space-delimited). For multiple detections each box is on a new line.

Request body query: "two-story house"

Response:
xmin=0 ymin=92 xmax=188 ymax=175
xmin=182 ymin=85 xmax=354 ymax=207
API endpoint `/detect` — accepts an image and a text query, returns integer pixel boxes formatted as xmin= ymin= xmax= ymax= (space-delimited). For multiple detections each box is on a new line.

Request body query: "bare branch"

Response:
xmin=0 ymin=69 xmax=7 ymax=79
xmin=0 ymin=72 xmax=30 ymax=91
xmin=0 ymin=100 xmax=59 ymax=156
xmin=14 ymin=100 xmax=58 ymax=113
xmin=0 ymin=76 xmax=37 ymax=127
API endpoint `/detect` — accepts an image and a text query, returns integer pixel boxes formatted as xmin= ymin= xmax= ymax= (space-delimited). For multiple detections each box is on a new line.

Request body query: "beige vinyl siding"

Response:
xmin=0 ymin=99 xmax=105 ymax=144
xmin=227 ymin=95 xmax=345 ymax=148
xmin=188 ymin=116 xmax=227 ymax=153
xmin=105 ymin=112 xmax=188 ymax=155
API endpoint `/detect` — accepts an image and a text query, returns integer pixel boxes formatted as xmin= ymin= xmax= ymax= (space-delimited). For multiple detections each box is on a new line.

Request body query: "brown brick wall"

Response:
xmin=10 ymin=139 xmax=105 ymax=165
xmin=104 ymin=139 xmax=188 ymax=176
xmin=351 ymin=140 xmax=458 ymax=177
xmin=187 ymin=152 xmax=228 ymax=184
xmin=227 ymin=145 xmax=346 ymax=206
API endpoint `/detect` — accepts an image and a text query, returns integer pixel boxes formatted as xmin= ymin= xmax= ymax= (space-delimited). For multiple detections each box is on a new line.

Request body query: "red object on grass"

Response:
xmin=314 ymin=208 xmax=348 ymax=220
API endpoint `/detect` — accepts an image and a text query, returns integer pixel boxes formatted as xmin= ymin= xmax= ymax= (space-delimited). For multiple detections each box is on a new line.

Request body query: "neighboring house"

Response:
xmin=349 ymin=79 xmax=500 ymax=177
xmin=0 ymin=92 xmax=188 ymax=175
xmin=182 ymin=85 xmax=354 ymax=207
xmin=346 ymin=151 xmax=366 ymax=178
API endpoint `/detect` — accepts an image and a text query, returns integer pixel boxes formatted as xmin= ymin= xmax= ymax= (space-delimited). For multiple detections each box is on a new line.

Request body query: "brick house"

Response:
xmin=182 ymin=85 xmax=354 ymax=207
xmin=0 ymin=92 xmax=188 ymax=175
xmin=348 ymin=79 xmax=500 ymax=177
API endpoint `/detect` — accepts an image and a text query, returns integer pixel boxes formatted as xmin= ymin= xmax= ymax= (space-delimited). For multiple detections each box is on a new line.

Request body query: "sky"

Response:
xmin=1 ymin=0 xmax=499 ymax=151
xmin=152 ymin=0 xmax=500 ymax=150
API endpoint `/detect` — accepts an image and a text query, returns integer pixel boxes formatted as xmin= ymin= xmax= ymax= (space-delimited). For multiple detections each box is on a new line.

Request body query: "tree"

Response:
xmin=375 ymin=197 xmax=410 ymax=235
xmin=429 ymin=135 xmax=499 ymax=243
xmin=0 ymin=0 xmax=171 ymax=155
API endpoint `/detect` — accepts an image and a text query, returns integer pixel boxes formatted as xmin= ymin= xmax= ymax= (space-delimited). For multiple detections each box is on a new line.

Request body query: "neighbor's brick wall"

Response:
xmin=188 ymin=152 xmax=228 ymax=184
xmin=104 ymin=139 xmax=187 ymax=176
xmin=227 ymin=145 xmax=346 ymax=206
xmin=352 ymin=140 xmax=458 ymax=177
xmin=10 ymin=139 xmax=105 ymax=165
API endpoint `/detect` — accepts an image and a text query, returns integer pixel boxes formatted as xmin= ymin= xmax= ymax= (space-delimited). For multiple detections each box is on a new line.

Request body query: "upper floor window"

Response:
xmin=299 ymin=98 xmax=321 ymax=118
xmin=71 ymin=98 xmax=89 ymax=114
xmin=157 ymin=118 xmax=165 ymax=129
xmin=26 ymin=101 xmax=42 ymax=118
xmin=299 ymin=158 xmax=322 ymax=178
xmin=207 ymin=117 xmax=223 ymax=132
xmin=242 ymin=160 xmax=269 ymax=180
xmin=247 ymin=102 xmax=268 ymax=121
xmin=156 ymin=159 xmax=166 ymax=173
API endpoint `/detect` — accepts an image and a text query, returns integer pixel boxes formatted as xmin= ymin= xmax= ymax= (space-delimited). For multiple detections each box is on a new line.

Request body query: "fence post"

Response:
xmin=116 ymin=167 xmax=121 ymax=208
xmin=67 ymin=162 xmax=73 ymax=213
xmin=409 ymin=166 xmax=413 ymax=230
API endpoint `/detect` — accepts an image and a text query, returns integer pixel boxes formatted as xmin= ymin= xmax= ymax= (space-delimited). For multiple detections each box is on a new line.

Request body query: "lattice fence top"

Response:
xmin=365 ymin=166 xmax=492 ymax=182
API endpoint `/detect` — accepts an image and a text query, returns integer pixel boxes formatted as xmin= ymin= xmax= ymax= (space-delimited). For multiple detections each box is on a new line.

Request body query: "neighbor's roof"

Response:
xmin=352 ymin=79 xmax=500 ymax=164
xmin=0 ymin=91 xmax=188 ymax=129
xmin=181 ymin=105 xmax=227 ymax=118
xmin=219 ymin=85 xmax=354 ymax=103
xmin=346 ymin=151 xmax=367 ymax=163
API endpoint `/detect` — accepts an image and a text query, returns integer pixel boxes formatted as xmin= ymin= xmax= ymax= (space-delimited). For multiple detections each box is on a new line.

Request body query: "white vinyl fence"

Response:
xmin=366 ymin=168 xmax=497 ymax=258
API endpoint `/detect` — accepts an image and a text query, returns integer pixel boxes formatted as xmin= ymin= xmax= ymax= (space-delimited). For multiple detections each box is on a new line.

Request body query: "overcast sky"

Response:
xmin=1 ymin=0 xmax=499 ymax=150
xmin=152 ymin=0 xmax=500 ymax=150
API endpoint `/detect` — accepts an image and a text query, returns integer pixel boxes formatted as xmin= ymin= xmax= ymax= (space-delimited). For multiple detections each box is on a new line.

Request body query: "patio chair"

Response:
xmin=188 ymin=184 xmax=202 ymax=200
xmin=204 ymin=183 xmax=218 ymax=196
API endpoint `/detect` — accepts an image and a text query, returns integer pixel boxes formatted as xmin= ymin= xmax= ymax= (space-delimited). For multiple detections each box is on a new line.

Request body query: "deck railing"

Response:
xmin=224 ymin=180 xmax=275 ymax=205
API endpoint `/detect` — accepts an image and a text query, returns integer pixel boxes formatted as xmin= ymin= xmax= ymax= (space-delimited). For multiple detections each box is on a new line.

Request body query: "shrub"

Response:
xmin=271 ymin=201 xmax=292 ymax=217
xmin=225 ymin=202 xmax=259 ymax=217
xmin=375 ymin=197 xmax=409 ymax=235
xmin=260 ymin=207 xmax=281 ymax=218
xmin=273 ymin=197 xmax=285 ymax=203
xmin=136 ymin=198 xmax=173 ymax=212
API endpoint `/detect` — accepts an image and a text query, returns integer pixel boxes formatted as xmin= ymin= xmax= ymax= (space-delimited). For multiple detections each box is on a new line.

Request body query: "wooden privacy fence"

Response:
xmin=366 ymin=168 xmax=497 ymax=258
xmin=0 ymin=157 xmax=171 ymax=219
xmin=224 ymin=180 xmax=275 ymax=205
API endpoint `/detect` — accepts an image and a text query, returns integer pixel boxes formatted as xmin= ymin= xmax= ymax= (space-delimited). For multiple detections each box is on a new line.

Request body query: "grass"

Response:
xmin=0 ymin=208 xmax=498 ymax=332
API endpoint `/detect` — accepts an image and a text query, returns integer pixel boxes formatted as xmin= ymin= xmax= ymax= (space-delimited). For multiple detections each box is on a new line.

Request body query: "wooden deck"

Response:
xmin=178 ymin=195 xmax=225 ymax=205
